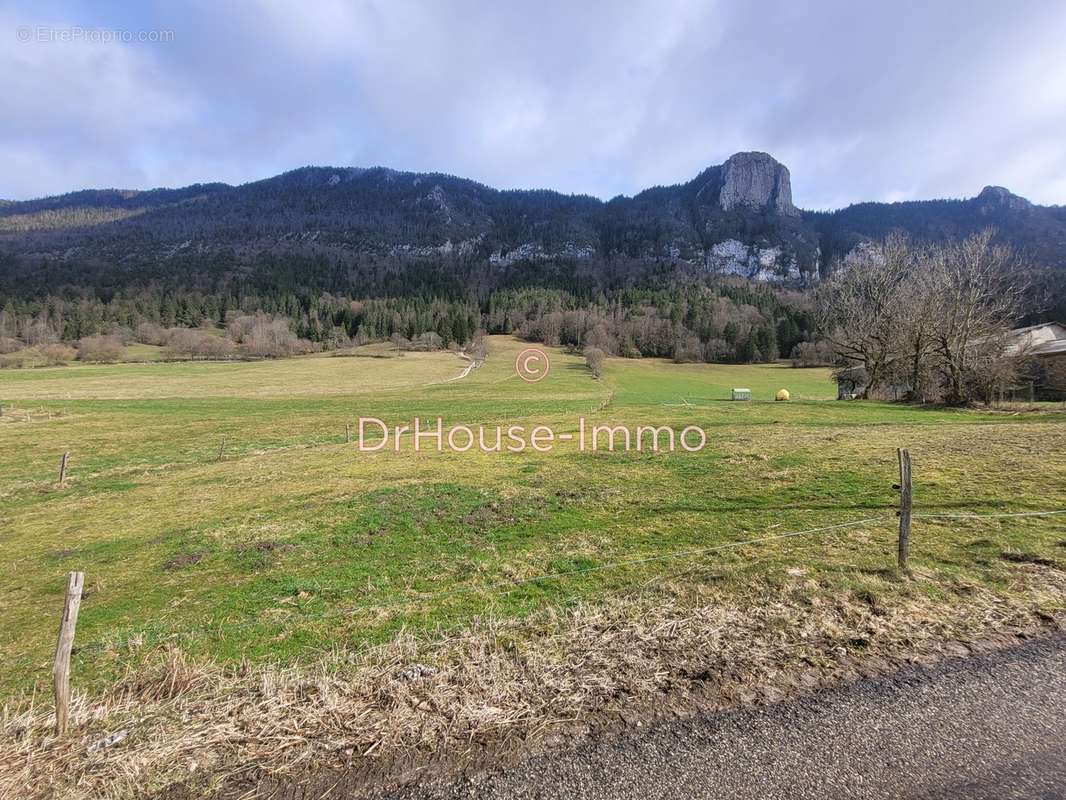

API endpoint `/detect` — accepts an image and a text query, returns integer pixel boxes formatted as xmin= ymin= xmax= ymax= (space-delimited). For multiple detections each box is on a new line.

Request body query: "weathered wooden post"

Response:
xmin=896 ymin=448 xmax=912 ymax=570
xmin=217 ymin=437 xmax=226 ymax=462
xmin=346 ymin=422 xmax=352 ymax=444
xmin=58 ymin=451 xmax=70 ymax=485
xmin=54 ymin=571 xmax=84 ymax=735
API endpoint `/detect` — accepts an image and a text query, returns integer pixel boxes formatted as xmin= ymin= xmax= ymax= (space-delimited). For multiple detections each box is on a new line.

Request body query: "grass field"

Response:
xmin=2 ymin=335 xmax=1065 ymax=704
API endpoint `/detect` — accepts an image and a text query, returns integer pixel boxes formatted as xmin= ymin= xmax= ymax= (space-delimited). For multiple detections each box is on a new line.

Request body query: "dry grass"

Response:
xmin=0 ymin=347 xmax=466 ymax=401
xmin=4 ymin=564 xmax=1064 ymax=800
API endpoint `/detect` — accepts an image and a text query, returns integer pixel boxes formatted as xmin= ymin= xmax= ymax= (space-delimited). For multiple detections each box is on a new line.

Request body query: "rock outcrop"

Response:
xmin=706 ymin=239 xmax=803 ymax=282
xmin=718 ymin=152 xmax=799 ymax=216
xmin=977 ymin=185 xmax=1032 ymax=213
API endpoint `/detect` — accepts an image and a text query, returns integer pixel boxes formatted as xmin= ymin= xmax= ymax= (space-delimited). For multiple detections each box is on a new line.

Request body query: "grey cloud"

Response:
xmin=2 ymin=0 xmax=1065 ymax=207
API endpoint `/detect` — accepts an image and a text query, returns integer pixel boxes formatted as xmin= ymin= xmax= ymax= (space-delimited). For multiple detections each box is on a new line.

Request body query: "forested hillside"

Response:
xmin=1 ymin=152 xmax=1063 ymax=362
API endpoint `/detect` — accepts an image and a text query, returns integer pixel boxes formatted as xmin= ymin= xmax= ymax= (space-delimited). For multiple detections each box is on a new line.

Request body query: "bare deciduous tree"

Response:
xmin=583 ymin=346 xmax=605 ymax=379
xmin=815 ymin=235 xmax=912 ymax=398
xmin=927 ymin=230 xmax=1025 ymax=404
xmin=818 ymin=230 xmax=1027 ymax=405
xmin=789 ymin=339 xmax=835 ymax=367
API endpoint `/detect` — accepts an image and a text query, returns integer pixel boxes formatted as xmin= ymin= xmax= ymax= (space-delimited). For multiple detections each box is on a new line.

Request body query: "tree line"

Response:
xmin=0 ymin=253 xmax=819 ymax=365
xmin=816 ymin=230 xmax=1029 ymax=404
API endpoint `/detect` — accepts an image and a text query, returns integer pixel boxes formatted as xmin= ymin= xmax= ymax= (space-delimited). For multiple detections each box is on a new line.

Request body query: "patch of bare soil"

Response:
xmin=161 ymin=552 xmax=204 ymax=571
xmin=3 ymin=566 xmax=1065 ymax=800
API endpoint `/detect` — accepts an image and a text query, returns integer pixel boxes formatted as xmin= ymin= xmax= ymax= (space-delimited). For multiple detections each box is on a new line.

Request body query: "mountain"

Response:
xmin=808 ymin=185 xmax=1066 ymax=272
xmin=2 ymin=152 xmax=1065 ymax=295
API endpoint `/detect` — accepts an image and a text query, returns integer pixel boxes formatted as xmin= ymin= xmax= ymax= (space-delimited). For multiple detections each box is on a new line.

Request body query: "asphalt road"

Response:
xmin=374 ymin=633 xmax=1066 ymax=800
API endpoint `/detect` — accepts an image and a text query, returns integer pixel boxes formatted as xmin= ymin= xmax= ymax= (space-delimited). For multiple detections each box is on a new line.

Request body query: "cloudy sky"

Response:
xmin=3 ymin=0 xmax=1066 ymax=208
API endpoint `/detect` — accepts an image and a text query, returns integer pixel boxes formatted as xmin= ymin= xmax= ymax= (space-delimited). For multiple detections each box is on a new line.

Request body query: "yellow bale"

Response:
xmin=775 ymin=388 xmax=791 ymax=401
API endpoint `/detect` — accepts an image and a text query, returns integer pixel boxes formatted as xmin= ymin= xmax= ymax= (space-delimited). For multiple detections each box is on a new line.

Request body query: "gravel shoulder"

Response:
xmin=371 ymin=632 xmax=1066 ymax=800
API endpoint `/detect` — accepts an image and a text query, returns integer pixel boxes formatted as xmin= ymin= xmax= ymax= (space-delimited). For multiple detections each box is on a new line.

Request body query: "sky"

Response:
xmin=3 ymin=0 xmax=1066 ymax=209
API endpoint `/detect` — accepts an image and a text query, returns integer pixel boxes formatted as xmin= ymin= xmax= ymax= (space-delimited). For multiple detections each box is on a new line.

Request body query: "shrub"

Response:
xmin=407 ymin=332 xmax=444 ymax=352
xmin=0 ymin=337 xmax=23 ymax=355
xmin=584 ymin=346 xmax=606 ymax=378
xmin=673 ymin=335 xmax=703 ymax=363
xmin=228 ymin=314 xmax=312 ymax=358
xmin=77 ymin=335 xmax=126 ymax=363
xmin=790 ymin=340 xmax=836 ymax=368
xmin=37 ymin=343 xmax=76 ymax=365
xmin=164 ymin=329 xmax=237 ymax=359
xmin=135 ymin=322 xmax=166 ymax=346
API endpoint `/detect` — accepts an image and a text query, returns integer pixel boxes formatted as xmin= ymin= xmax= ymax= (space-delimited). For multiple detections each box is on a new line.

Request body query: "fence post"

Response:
xmin=897 ymin=448 xmax=912 ymax=570
xmin=53 ymin=571 xmax=84 ymax=736
xmin=346 ymin=422 xmax=352 ymax=444
xmin=58 ymin=452 xmax=70 ymax=485
xmin=217 ymin=437 xmax=226 ymax=462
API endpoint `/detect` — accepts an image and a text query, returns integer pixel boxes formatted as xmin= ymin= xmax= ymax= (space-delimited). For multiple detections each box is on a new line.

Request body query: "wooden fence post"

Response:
xmin=54 ymin=571 xmax=84 ymax=736
xmin=346 ymin=422 xmax=352 ymax=444
xmin=217 ymin=437 xmax=226 ymax=462
xmin=58 ymin=452 xmax=70 ymax=485
xmin=897 ymin=448 xmax=912 ymax=570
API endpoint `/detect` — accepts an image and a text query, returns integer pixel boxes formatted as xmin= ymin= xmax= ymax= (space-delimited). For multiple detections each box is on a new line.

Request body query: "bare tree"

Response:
xmin=928 ymin=231 xmax=1026 ymax=405
xmin=816 ymin=231 xmax=1027 ymax=405
xmin=673 ymin=334 xmax=703 ymax=363
xmin=789 ymin=339 xmax=835 ymax=368
xmin=815 ymin=235 xmax=911 ymax=398
xmin=584 ymin=346 xmax=606 ymax=378
xmin=894 ymin=244 xmax=941 ymax=400
xmin=468 ymin=332 xmax=488 ymax=363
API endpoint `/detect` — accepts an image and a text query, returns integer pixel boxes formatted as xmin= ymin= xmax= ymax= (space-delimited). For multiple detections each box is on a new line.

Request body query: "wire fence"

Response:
xmin=26 ymin=505 xmax=1058 ymax=661
xmin=913 ymin=510 xmax=1066 ymax=520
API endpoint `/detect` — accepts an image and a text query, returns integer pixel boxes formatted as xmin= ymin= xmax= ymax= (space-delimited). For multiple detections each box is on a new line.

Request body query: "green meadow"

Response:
xmin=1 ymin=336 xmax=1064 ymax=698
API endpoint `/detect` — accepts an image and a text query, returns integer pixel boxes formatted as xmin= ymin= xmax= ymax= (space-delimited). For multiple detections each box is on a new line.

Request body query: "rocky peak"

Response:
xmin=718 ymin=152 xmax=798 ymax=216
xmin=976 ymin=185 xmax=1031 ymax=213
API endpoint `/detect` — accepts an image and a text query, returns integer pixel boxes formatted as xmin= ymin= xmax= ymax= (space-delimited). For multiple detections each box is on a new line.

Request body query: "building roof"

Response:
xmin=1031 ymin=339 xmax=1066 ymax=357
xmin=1005 ymin=321 xmax=1066 ymax=356
xmin=1008 ymin=321 xmax=1066 ymax=337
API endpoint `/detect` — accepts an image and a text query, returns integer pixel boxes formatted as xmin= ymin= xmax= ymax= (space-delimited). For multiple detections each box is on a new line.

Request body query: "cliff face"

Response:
xmin=718 ymin=152 xmax=798 ymax=216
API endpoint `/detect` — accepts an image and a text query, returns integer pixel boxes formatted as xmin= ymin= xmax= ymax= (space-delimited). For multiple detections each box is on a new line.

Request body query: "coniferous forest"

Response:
xmin=0 ymin=251 xmax=813 ymax=363
xmin=2 ymin=159 xmax=1063 ymax=363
